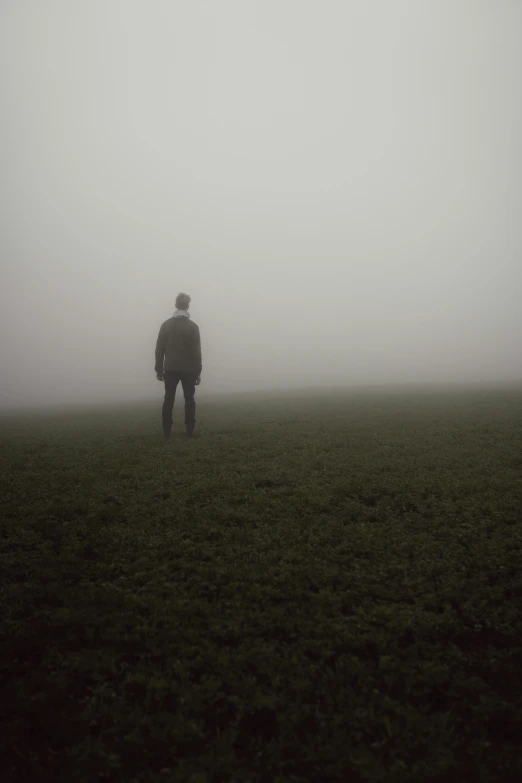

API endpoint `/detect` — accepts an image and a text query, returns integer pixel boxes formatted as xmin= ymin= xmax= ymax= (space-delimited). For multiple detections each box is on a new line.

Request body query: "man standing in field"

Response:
xmin=155 ymin=293 xmax=202 ymax=439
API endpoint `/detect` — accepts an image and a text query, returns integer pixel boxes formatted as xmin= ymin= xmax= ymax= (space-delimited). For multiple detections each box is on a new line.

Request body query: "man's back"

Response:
xmin=155 ymin=316 xmax=202 ymax=376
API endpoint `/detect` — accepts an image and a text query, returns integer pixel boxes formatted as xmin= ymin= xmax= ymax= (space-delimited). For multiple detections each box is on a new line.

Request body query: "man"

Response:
xmin=155 ymin=293 xmax=202 ymax=439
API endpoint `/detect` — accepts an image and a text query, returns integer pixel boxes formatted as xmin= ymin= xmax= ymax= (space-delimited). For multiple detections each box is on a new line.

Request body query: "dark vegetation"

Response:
xmin=1 ymin=387 xmax=521 ymax=782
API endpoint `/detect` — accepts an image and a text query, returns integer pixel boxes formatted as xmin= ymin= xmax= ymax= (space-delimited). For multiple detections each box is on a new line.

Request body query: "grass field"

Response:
xmin=1 ymin=386 xmax=522 ymax=783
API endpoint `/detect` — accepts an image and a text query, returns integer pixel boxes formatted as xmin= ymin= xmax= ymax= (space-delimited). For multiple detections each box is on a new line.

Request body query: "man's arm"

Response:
xmin=194 ymin=325 xmax=202 ymax=378
xmin=155 ymin=324 xmax=167 ymax=377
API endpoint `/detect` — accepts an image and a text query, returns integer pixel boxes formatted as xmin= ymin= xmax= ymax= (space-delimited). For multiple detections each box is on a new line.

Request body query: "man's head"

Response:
xmin=175 ymin=293 xmax=191 ymax=311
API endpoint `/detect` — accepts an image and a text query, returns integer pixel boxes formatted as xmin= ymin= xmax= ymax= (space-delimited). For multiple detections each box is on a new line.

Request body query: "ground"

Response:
xmin=1 ymin=386 xmax=522 ymax=782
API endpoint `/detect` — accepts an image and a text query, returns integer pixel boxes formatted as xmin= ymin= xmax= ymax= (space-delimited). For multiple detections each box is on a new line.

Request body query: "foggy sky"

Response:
xmin=1 ymin=0 xmax=521 ymax=408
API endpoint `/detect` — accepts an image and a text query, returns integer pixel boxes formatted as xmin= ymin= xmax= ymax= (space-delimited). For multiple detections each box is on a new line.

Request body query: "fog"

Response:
xmin=1 ymin=0 xmax=521 ymax=409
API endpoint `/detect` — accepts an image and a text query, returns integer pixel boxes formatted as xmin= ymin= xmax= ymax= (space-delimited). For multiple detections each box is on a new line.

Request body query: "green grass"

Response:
xmin=1 ymin=387 xmax=522 ymax=783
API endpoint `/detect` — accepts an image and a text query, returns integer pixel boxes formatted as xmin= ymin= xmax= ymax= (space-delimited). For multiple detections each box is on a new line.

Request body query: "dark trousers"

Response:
xmin=162 ymin=371 xmax=197 ymax=434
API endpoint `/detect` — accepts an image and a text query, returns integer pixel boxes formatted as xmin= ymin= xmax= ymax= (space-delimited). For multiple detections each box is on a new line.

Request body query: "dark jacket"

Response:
xmin=155 ymin=317 xmax=202 ymax=376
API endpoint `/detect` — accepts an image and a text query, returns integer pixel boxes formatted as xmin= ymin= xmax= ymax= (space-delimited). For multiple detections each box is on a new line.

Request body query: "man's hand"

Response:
xmin=195 ymin=376 xmax=201 ymax=386
xmin=156 ymin=373 xmax=164 ymax=382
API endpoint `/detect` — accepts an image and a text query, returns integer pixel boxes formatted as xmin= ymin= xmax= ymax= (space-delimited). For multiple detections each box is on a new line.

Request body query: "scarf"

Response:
xmin=173 ymin=309 xmax=190 ymax=319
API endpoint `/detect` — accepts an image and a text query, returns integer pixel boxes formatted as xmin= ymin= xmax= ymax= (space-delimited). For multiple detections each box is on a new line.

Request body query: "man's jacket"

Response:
xmin=155 ymin=317 xmax=202 ymax=376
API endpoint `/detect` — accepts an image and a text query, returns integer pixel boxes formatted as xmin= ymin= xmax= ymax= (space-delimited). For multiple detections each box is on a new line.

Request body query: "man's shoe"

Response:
xmin=163 ymin=428 xmax=171 ymax=439
xmin=186 ymin=427 xmax=194 ymax=439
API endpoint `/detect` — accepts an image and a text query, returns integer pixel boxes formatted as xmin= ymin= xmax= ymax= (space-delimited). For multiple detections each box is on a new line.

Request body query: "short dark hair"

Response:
xmin=175 ymin=292 xmax=191 ymax=310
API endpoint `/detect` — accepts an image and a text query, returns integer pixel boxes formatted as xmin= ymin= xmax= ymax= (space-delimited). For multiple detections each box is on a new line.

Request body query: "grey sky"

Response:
xmin=1 ymin=0 xmax=521 ymax=408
